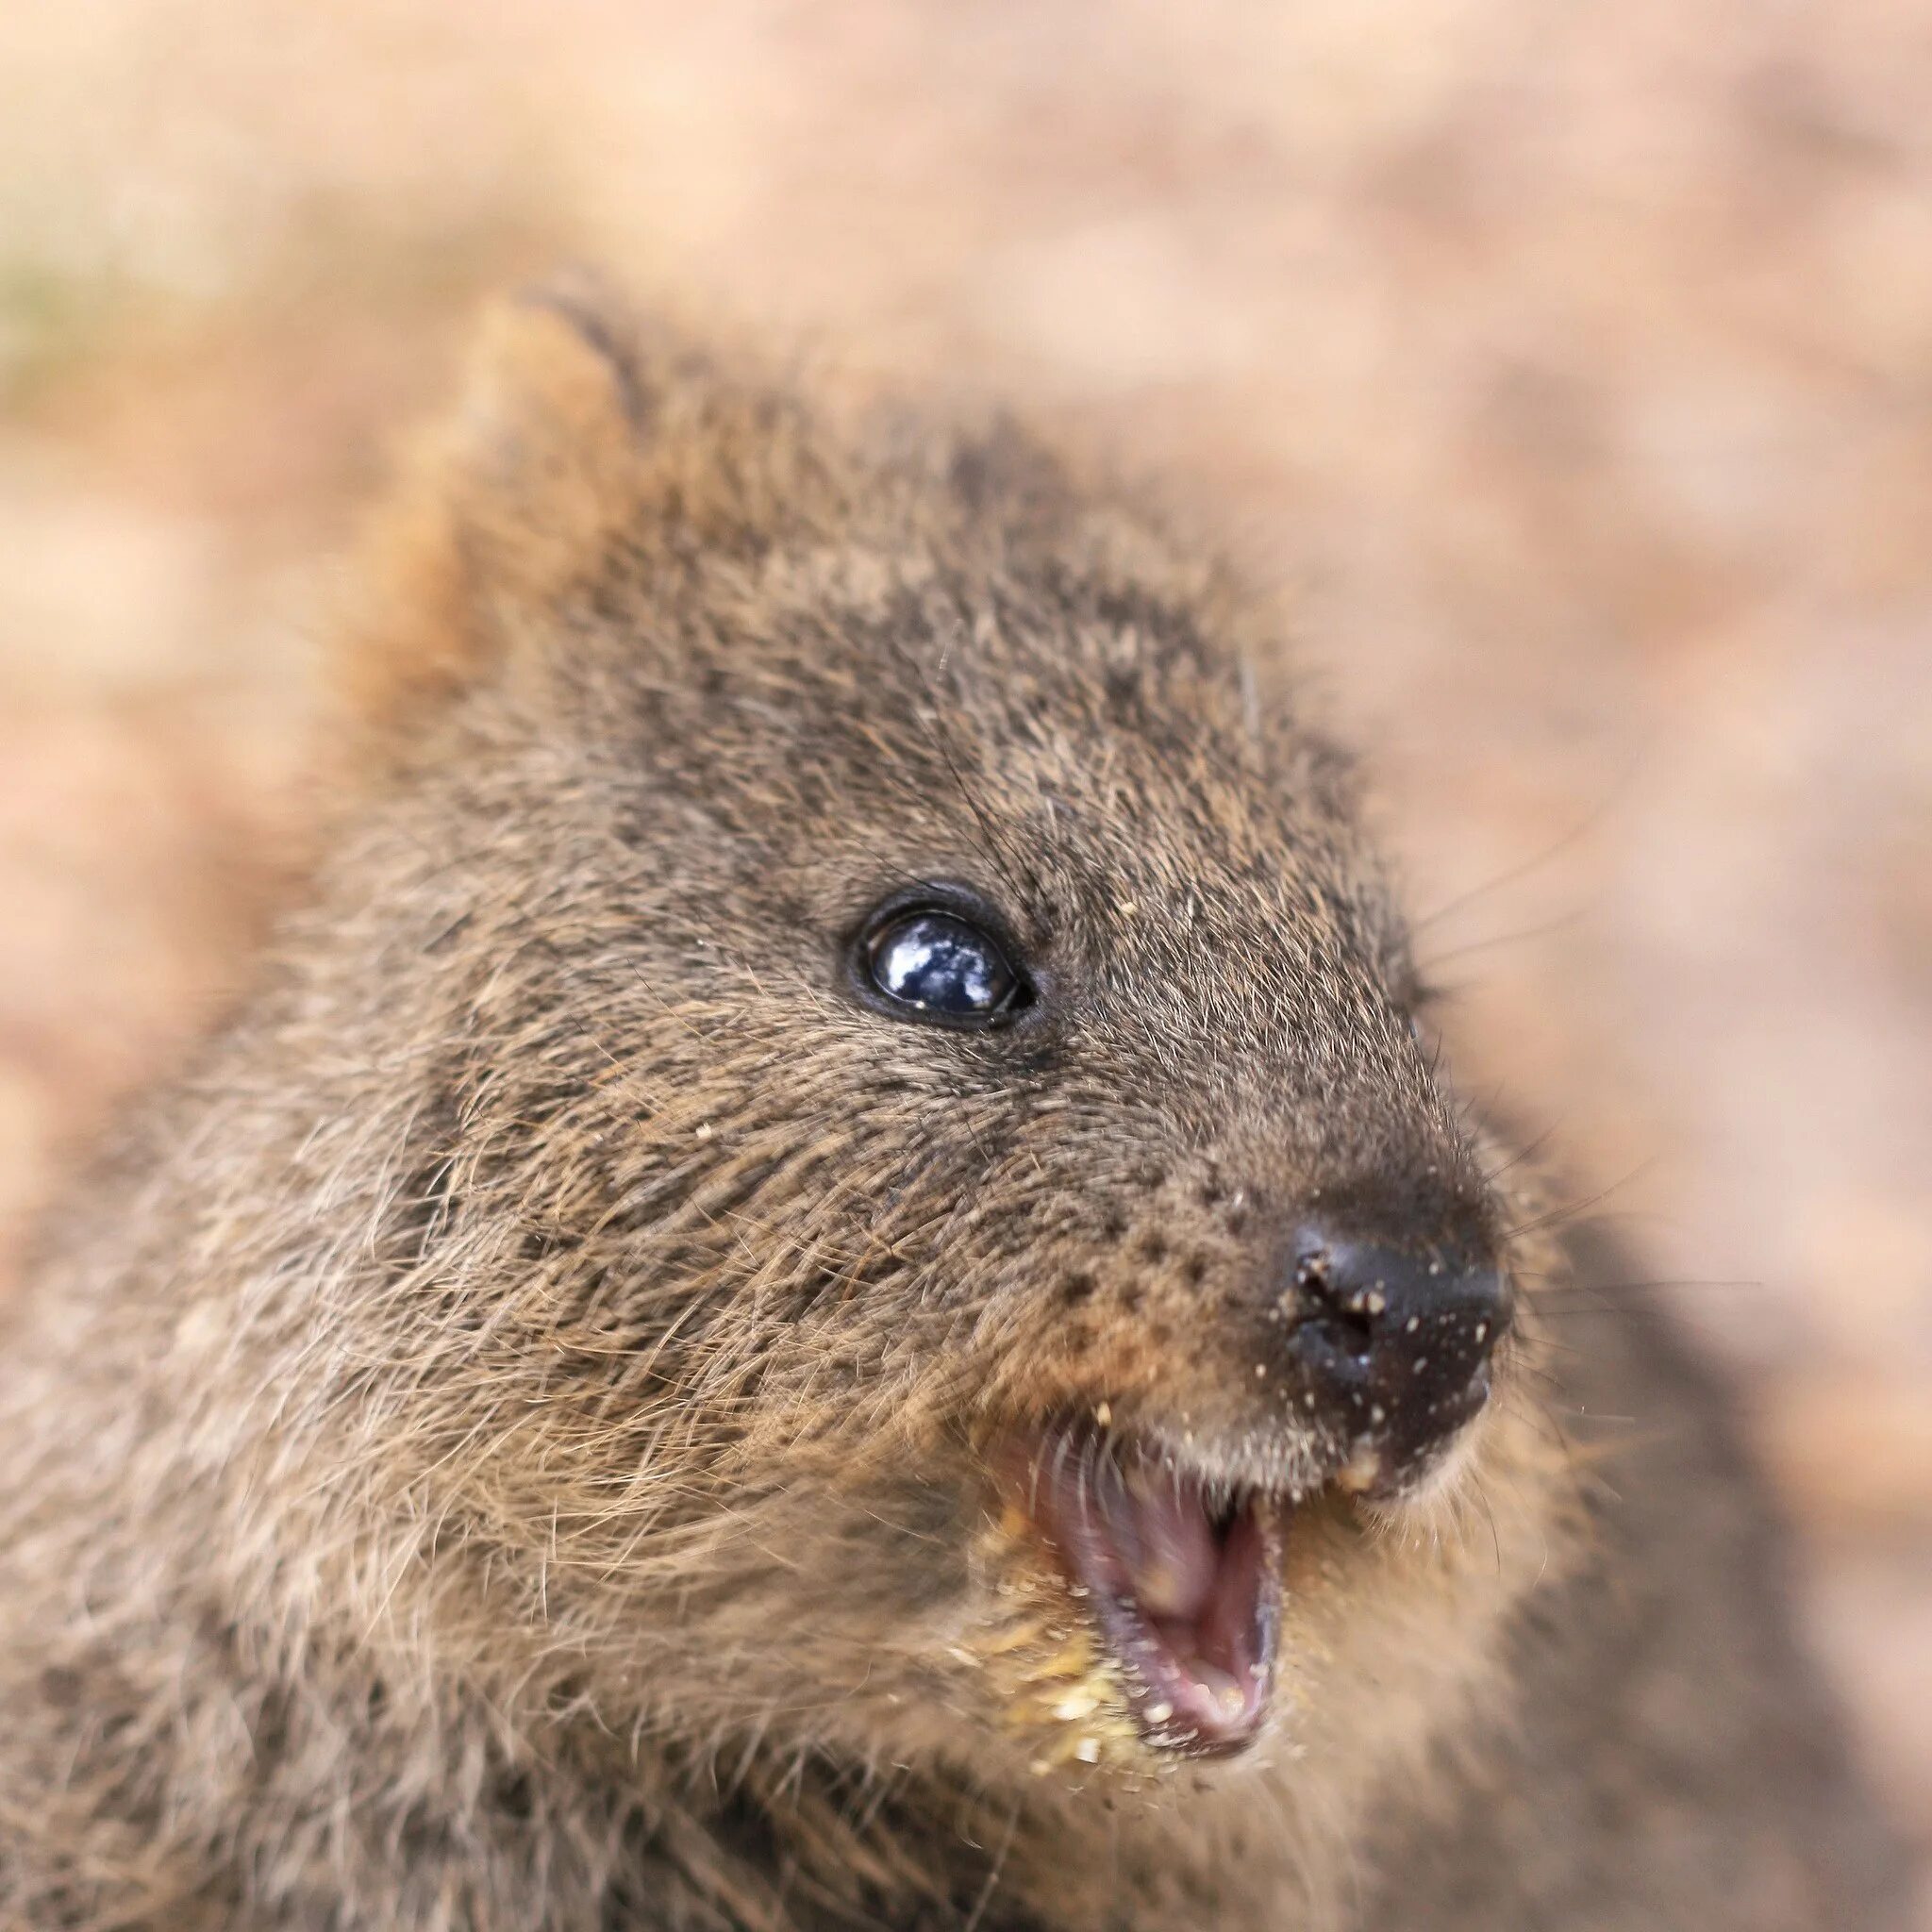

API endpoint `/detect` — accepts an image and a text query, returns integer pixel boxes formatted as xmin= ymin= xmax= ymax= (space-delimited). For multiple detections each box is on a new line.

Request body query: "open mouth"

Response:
xmin=1012 ymin=1423 xmax=1285 ymax=1757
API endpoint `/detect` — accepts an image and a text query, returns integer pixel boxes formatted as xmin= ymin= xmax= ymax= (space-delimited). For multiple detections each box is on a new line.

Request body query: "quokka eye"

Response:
xmin=859 ymin=903 xmax=1032 ymax=1027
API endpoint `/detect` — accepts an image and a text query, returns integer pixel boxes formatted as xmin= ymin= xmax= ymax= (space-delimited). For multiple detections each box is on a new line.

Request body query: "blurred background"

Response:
xmin=1 ymin=0 xmax=1927 ymax=1911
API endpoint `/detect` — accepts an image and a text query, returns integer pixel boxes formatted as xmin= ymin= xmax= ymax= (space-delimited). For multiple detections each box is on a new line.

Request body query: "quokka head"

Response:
xmin=293 ymin=279 xmax=1566 ymax=1792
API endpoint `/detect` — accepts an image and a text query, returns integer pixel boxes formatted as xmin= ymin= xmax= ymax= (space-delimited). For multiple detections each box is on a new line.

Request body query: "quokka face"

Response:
xmin=308 ymin=284 xmax=1567 ymax=1791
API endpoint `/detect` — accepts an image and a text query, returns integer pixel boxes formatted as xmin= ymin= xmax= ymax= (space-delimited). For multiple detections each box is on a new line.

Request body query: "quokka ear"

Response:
xmin=338 ymin=274 xmax=658 ymax=753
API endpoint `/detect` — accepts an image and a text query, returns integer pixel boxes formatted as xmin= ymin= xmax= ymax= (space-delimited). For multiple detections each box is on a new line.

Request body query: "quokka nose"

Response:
xmin=1280 ymin=1225 xmax=1511 ymax=1474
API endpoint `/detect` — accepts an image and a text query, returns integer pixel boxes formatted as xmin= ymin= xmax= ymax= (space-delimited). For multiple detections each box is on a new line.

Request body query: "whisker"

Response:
xmin=1410 ymin=768 xmax=1639 ymax=933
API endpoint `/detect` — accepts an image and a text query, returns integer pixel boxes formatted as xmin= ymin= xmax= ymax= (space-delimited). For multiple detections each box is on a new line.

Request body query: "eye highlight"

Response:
xmin=859 ymin=905 xmax=1031 ymax=1027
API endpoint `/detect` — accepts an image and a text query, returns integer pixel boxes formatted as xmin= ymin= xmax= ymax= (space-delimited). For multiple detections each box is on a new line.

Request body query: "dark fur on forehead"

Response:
xmin=341 ymin=282 xmax=1339 ymax=765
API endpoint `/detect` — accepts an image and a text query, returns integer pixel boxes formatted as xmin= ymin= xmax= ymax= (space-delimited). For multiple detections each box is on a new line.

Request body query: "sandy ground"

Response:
xmin=2 ymin=0 xmax=1928 ymax=1910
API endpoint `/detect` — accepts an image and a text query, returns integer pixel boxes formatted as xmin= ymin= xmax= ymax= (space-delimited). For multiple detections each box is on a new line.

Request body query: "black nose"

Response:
xmin=1281 ymin=1225 xmax=1510 ymax=1479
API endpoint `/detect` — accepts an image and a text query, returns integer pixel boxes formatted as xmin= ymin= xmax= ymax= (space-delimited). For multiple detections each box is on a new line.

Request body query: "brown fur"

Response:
xmin=0 ymin=284 xmax=1906 ymax=1930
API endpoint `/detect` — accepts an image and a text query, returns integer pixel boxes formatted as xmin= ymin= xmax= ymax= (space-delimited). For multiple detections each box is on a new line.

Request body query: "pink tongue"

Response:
xmin=1093 ymin=1468 xmax=1222 ymax=1621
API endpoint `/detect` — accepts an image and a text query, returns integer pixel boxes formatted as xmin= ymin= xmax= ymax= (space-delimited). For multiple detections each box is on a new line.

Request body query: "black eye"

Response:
xmin=861 ymin=908 xmax=1030 ymax=1026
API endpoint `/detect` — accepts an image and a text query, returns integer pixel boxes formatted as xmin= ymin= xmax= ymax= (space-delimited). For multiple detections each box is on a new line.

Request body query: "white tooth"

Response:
xmin=1189 ymin=1664 xmax=1246 ymax=1718
xmin=1144 ymin=1700 xmax=1174 ymax=1724
xmin=1074 ymin=1737 xmax=1102 ymax=1763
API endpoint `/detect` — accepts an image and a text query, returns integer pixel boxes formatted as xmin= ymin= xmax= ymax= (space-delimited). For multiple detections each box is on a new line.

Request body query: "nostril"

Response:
xmin=1291 ymin=1251 xmax=1376 ymax=1358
